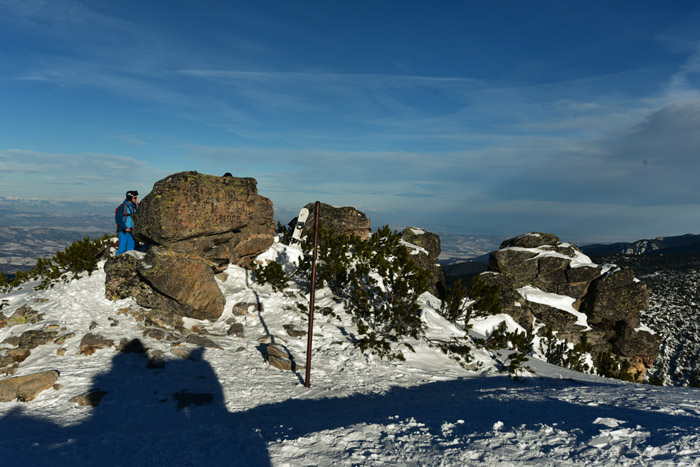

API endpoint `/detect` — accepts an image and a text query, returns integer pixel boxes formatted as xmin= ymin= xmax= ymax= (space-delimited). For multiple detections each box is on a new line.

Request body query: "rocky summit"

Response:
xmin=478 ymin=232 xmax=661 ymax=381
xmin=134 ymin=171 xmax=274 ymax=269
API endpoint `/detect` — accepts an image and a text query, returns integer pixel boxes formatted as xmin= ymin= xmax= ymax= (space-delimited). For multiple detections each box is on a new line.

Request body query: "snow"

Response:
xmin=1 ymin=243 xmax=700 ymax=465
xmin=517 ymin=285 xmax=591 ymax=330
xmin=502 ymin=246 xmax=596 ymax=269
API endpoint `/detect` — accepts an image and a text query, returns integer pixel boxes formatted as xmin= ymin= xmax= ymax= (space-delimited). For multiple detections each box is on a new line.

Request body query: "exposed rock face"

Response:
xmin=104 ymin=248 xmax=226 ymax=321
xmin=478 ymin=232 xmax=661 ymax=381
xmin=400 ymin=227 xmax=447 ymax=298
xmin=139 ymin=248 xmax=225 ymax=321
xmin=134 ymin=171 xmax=274 ymax=269
xmin=303 ymin=202 xmax=371 ymax=241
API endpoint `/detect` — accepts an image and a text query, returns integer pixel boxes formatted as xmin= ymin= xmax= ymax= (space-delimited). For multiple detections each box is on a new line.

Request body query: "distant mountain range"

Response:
xmin=581 ymin=234 xmax=700 ymax=257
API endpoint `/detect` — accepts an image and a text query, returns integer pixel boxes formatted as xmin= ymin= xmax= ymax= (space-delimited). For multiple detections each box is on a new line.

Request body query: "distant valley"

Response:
xmin=0 ymin=227 xmax=110 ymax=275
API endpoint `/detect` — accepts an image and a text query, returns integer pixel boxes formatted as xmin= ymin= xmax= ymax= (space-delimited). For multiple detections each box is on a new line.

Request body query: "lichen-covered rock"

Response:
xmin=489 ymin=249 xmax=539 ymax=284
xmin=18 ymin=330 xmax=59 ymax=350
xmin=612 ymin=326 xmax=662 ymax=367
xmin=579 ymin=268 xmax=649 ymax=326
xmin=133 ymin=171 xmax=274 ymax=269
xmin=303 ymin=202 xmax=371 ymax=241
xmin=0 ymin=370 xmax=59 ymax=402
xmin=139 ymin=248 xmax=225 ymax=321
xmin=400 ymin=227 xmax=447 ymax=298
xmin=104 ymin=249 xmax=225 ymax=321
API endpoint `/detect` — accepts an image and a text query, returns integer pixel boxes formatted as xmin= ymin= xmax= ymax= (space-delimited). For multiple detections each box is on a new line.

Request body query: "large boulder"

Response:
xmin=302 ymin=202 xmax=371 ymax=241
xmin=104 ymin=248 xmax=226 ymax=321
xmin=134 ymin=171 xmax=274 ymax=269
xmin=139 ymin=248 xmax=225 ymax=321
xmin=400 ymin=227 xmax=447 ymax=298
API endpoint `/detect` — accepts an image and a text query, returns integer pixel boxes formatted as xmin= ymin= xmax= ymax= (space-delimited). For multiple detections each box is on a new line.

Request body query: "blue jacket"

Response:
xmin=115 ymin=200 xmax=137 ymax=232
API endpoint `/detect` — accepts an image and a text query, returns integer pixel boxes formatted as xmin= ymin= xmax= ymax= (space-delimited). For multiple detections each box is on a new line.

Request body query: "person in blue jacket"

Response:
xmin=115 ymin=190 xmax=139 ymax=255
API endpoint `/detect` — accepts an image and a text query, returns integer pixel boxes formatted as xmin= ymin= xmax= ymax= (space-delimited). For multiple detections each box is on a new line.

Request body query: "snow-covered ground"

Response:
xmin=1 ymin=242 xmax=700 ymax=466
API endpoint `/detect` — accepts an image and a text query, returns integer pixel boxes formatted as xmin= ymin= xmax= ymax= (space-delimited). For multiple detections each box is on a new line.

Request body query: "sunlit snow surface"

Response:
xmin=0 ymin=242 xmax=700 ymax=466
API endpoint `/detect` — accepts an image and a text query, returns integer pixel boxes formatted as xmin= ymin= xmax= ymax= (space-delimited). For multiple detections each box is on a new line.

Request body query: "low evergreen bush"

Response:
xmin=297 ymin=225 xmax=430 ymax=360
xmin=7 ymin=234 xmax=112 ymax=290
xmin=254 ymin=261 xmax=289 ymax=292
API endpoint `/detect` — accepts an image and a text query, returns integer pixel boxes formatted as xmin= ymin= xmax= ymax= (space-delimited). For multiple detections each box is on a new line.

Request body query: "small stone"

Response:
xmin=0 ymin=370 xmax=59 ymax=402
xmin=233 ymin=302 xmax=263 ymax=316
xmin=256 ymin=334 xmax=286 ymax=344
xmin=89 ymin=321 xmax=98 ymax=330
xmin=7 ymin=349 xmax=30 ymax=363
xmin=70 ymin=390 xmax=106 ymax=407
xmin=35 ymin=298 xmax=49 ymax=304
xmin=227 ymin=323 xmax=245 ymax=338
xmin=266 ymin=343 xmax=290 ymax=359
xmin=185 ymin=334 xmax=222 ymax=350
xmin=117 ymin=307 xmax=130 ymax=315
xmin=79 ymin=333 xmax=115 ymax=356
xmin=147 ymin=350 xmax=166 ymax=369
xmin=284 ymin=324 xmax=307 ymax=338
xmin=2 ymin=336 xmax=20 ymax=347
xmin=170 ymin=348 xmax=195 ymax=360
xmin=215 ymin=272 xmax=228 ymax=282
xmin=108 ymin=317 xmax=119 ymax=327
xmin=53 ymin=332 xmax=76 ymax=345
xmin=143 ymin=328 xmax=166 ymax=340
xmin=46 ymin=324 xmax=60 ymax=330
xmin=53 ymin=384 xmax=64 ymax=391
xmin=56 ymin=348 xmax=66 ymax=357
xmin=118 ymin=338 xmax=147 ymax=354
xmin=0 ymin=356 xmax=14 ymax=368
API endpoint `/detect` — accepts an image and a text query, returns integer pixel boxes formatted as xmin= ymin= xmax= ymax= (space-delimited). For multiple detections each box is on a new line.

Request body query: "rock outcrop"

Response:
xmin=106 ymin=171 xmax=274 ymax=321
xmin=400 ymin=227 xmax=447 ymax=298
xmin=302 ymin=202 xmax=371 ymax=241
xmin=477 ymin=232 xmax=661 ymax=381
xmin=134 ymin=171 xmax=274 ymax=269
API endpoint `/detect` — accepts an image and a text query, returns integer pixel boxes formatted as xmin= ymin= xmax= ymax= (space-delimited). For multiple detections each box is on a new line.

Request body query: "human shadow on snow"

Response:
xmin=1 ymin=344 xmax=700 ymax=466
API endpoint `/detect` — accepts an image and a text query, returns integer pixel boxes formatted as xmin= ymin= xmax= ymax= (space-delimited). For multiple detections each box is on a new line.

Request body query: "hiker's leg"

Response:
xmin=124 ymin=232 xmax=136 ymax=252
xmin=116 ymin=231 xmax=128 ymax=255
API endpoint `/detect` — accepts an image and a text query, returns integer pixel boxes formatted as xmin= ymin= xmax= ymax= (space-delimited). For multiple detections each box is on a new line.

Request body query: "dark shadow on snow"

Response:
xmin=1 ymin=343 xmax=700 ymax=466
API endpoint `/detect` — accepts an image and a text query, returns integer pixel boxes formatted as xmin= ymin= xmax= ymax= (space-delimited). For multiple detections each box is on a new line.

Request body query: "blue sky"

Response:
xmin=1 ymin=0 xmax=700 ymax=242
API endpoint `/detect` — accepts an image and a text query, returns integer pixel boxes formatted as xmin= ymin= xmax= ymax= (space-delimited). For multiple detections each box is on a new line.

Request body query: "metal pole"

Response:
xmin=305 ymin=201 xmax=321 ymax=388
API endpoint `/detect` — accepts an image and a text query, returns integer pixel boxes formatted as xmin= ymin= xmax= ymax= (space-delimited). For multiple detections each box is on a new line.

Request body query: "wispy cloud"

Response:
xmin=0 ymin=149 xmax=158 ymax=201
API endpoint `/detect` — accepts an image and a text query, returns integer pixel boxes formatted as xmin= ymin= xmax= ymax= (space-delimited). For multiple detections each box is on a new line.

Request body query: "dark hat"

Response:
xmin=126 ymin=190 xmax=139 ymax=198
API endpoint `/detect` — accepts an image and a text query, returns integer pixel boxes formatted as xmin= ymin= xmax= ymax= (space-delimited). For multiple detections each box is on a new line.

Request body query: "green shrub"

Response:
xmin=538 ymin=328 xmax=592 ymax=374
xmin=7 ymin=234 xmax=113 ymax=290
xmin=470 ymin=275 xmax=501 ymax=315
xmin=440 ymin=278 xmax=473 ymax=324
xmin=255 ymin=261 xmax=289 ymax=292
xmin=297 ymin=225 xmax=430 ymax=360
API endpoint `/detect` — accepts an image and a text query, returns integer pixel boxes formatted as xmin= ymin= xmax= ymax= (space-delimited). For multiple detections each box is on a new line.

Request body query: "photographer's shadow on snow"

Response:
xmin=2 ymin=346 xmax=700 ymax=465
xmin=0 ymin=340 xmax=270 ymax=466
